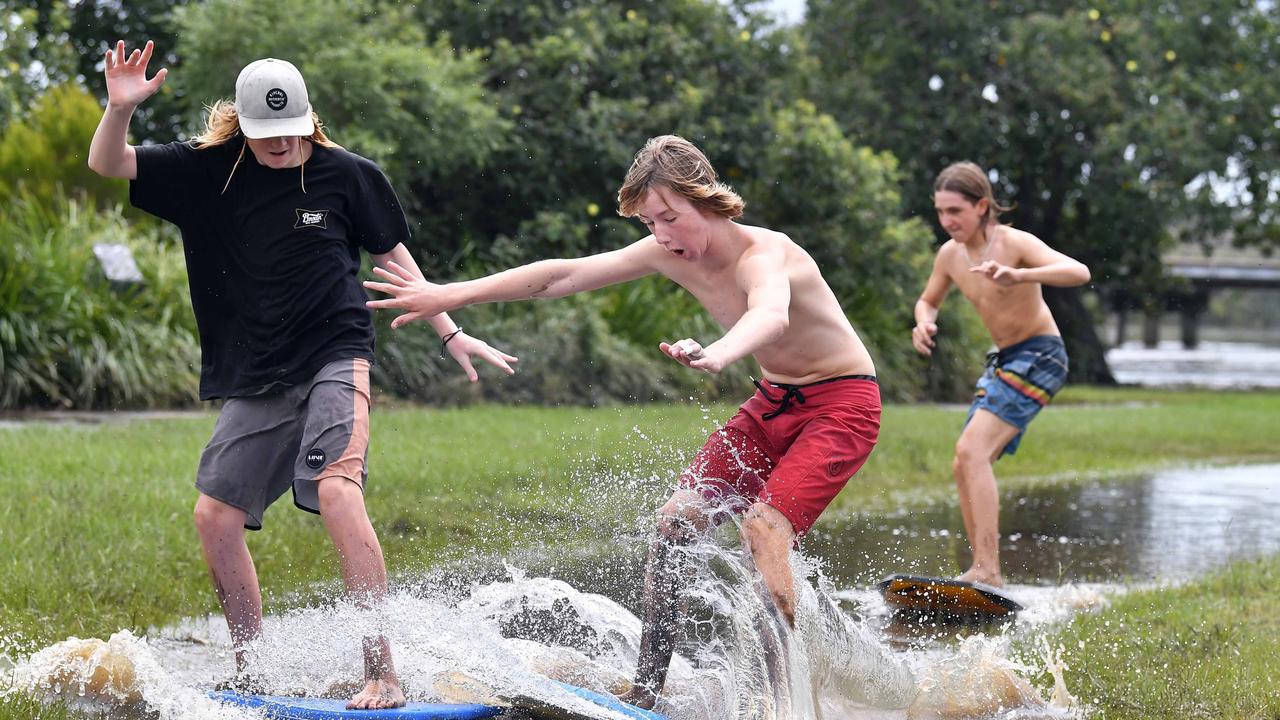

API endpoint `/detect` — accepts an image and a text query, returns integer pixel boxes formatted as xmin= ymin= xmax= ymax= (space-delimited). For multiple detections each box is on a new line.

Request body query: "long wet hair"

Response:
xmin=933 ymin=161 xmax=1014 ymax=226
xmin=617 ymin=135 xmax=744 ymax=219
xmin=191 ymin=99 xmax=339 ymax=194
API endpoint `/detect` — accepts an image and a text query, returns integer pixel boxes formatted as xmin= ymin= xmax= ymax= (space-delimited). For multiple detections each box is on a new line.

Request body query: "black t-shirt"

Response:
xmin=130 ymin=139 xmax=409 ymax=399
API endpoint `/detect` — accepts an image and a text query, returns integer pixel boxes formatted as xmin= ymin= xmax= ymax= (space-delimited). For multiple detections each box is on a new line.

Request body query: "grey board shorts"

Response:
xmin=196 ymin=358 xmax=372 ymax=530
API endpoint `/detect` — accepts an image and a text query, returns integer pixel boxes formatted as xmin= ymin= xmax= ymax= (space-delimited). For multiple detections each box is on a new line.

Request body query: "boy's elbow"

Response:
xmin=86 ymin=155 xmax=119 ymax=179
xmin=771 ymin=310 xmax=790 ymax=338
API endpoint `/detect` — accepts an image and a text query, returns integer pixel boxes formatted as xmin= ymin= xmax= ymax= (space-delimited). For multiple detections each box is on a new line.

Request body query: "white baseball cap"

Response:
xmin=234 ymin=58 xmax=315 ymax=139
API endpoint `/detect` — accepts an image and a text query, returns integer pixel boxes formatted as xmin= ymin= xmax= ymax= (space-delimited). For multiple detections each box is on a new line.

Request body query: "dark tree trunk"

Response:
xmin=1043 ymin=286 xmax=1117 ymax=385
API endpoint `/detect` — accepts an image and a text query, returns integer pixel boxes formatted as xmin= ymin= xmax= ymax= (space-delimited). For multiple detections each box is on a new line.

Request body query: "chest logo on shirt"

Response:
xmin=294 ymin=208 xmax=329 ymax=230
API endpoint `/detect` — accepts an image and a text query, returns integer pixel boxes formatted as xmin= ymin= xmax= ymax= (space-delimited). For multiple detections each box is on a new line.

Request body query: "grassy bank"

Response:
xmin=1029 ymin=554 xmax=1280 ymax=720
xmin=2 ymin=388 xmax=1276 ymax=647
xmin=1 ymin=388 xmax=1277 ymax=717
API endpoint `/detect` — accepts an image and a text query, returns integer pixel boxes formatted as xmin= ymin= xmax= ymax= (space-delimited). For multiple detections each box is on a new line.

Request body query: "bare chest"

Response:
xmin=947 ymin=250 xmax=1025 ymax=309
xmin=676 ymin=272 xmax=748 ymax=328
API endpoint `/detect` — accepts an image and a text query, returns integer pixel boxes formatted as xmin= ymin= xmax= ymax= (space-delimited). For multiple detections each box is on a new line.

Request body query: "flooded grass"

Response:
xmin=2 ymin=389 xmax=1278 ymax=718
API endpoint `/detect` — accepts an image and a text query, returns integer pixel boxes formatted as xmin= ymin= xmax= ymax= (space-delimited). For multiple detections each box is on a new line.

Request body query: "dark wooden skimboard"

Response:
xmin=878 ymin=574 xmax=1023 ymax=619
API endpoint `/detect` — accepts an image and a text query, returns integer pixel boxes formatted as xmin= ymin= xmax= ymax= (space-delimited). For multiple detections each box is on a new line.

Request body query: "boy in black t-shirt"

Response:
xmin=88 ymin=41 xmax=517 ymax=710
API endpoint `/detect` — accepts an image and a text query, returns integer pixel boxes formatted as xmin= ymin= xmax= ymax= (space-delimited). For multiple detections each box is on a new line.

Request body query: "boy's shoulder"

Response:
xmin=998 ymin=224 xmax=1043 ymax=246
xmin=739 ymin=223 xmax=794 ymax=250
xmin=313 ymin=144 xmax=382 ymax=173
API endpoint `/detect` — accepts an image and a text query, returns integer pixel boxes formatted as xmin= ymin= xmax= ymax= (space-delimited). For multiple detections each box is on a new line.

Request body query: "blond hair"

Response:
xmin=191 ymin=100 xmax=340 ymax=194
xmin=934 ymin=161 xmax=1014 ymax=225
xmin=617 ymin=135 xmax=744 ymax=219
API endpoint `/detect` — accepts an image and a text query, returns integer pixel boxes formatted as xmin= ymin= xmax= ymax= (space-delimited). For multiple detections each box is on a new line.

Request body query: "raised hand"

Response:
xmin=103 ymin=40 xmax=167 ymax=109
xmin=363 ymin=261 xmax=457 ymax=329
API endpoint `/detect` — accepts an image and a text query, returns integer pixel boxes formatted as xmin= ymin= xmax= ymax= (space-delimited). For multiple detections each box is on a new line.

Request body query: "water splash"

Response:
xmin=5 ymin=553 xmax=1093 ymax=720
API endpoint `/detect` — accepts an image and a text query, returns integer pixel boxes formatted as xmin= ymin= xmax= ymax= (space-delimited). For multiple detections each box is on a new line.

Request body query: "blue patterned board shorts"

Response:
xmin=965 ymin=335 xmax=1069 ymax=458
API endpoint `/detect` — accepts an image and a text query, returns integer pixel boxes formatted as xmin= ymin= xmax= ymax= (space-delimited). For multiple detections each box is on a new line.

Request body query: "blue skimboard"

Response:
xmin=208 ymin=690 xmax=503 ymax=720
xmin=534 ymin=681 xmax=668 ymax=720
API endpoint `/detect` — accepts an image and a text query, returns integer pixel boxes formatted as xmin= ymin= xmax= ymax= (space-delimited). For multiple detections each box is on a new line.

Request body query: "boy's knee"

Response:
xmin=193 ymin=496 xmax=241 ymax=537
xmin=953 ymin=439 xmax=987 ymax=472
xmin=316 ymin=476 xmax=364 ymax=513
xmin=741 ymin=503 xmax=793 ymax=551
xmin=655 ymin=492 xmax=713 ymax=543
xmin=656 ymin=511 xmax=698 ymax=544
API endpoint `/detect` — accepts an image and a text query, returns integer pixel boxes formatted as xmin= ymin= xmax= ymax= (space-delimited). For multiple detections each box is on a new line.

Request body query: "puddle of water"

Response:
xmin=1105 ymin=341 xmax=1280 ymax=388
xmin=805 ymin=463 xmax=1280 ymax=587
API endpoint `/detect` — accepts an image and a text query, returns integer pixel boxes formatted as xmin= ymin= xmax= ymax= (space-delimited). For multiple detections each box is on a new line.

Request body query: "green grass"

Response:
xmin=1 ymin=388 xmax=1278 ymax=717
xmin=1025 ymin=555 xmax=1280 ymax=720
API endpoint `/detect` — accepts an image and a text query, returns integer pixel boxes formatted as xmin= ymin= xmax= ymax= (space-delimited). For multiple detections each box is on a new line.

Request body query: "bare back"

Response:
xmin=935 ymin=226 xmax=1060 ymax=348
xmin=647 ymin=225 xmax=875 ymax=384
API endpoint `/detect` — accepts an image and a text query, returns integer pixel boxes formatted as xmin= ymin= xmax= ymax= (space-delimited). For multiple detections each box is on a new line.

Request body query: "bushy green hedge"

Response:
xmin=0 ymin=197 xmax=201 ymax=409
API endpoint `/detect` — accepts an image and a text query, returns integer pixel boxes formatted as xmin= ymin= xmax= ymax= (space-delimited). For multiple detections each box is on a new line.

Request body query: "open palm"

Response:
xmin=103 ymin=40 xmax=167 ymax=108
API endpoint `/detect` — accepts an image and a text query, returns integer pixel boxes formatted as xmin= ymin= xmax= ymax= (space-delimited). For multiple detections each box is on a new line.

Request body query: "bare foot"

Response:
xmin=957 ymin=568 xmax=1004 ymax=588
xmin=614 ymin=682 xmax=657 ymax=710
xmin=347 ymin=679 xmax=406 ymax=710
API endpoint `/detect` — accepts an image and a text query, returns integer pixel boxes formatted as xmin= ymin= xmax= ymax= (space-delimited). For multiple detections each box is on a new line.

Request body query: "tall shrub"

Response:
xmin=0 ymin=197 xmax=199 ymax=409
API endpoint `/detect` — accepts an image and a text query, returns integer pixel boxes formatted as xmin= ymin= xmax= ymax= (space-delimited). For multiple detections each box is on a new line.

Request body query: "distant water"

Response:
xmin=1106 ymin=341 xmax=1280 ymax=388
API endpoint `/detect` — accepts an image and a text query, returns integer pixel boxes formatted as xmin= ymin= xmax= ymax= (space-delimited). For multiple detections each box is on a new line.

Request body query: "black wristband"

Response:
xmin=440 ymin=327 xmax=463 ymax=359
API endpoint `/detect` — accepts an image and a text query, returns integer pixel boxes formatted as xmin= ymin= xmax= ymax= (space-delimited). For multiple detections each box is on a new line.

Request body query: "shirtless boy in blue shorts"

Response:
xmin=912 ymin=162 xmax=1091 ymax=588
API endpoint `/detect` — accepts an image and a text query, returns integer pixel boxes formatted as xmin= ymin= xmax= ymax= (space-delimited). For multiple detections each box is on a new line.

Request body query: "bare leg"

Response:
xmin=617 ymin=490 xmax=709 ymax=710
xmin=316 ymin=477 xmax=406 ymax=711
xmin=193 ymin=494 xmax=262 ymax=674
xmin=740 ymin=503 xmax=797 ymax=627
xmin=952 ymin=410 xmax=1020 ymax=587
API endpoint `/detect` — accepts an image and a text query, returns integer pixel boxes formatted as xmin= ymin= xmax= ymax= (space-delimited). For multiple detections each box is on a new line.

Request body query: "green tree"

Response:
xmin=803 ymin=0 xmax=1280 ymax=383
xmin=0 ymin=83 xmax=127 ymax=210
xmin=16 ymin=0 xmax=192 ymax=143
xmin=414 ymin=0 xmax=800 ymax=266
xmin=0 ymin=3 xmax=75 ymax=131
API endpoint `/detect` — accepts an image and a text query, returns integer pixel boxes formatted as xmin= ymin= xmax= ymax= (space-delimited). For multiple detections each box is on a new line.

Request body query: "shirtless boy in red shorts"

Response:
xmin=364 ymin=135 xmax=880 ymax=710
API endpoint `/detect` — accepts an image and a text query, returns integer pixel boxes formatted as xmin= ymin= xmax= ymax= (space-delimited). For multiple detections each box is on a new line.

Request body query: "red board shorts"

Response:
xmin=679 ymin=375 xmax=880 ymax=537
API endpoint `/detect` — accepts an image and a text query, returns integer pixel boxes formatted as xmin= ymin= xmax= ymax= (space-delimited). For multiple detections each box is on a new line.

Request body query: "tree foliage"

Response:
xmin=804 ymin=0 xmax=1280 ymax=382
xmin=2 ymin=1 xmax=192 ymax=143
xmin=0 ymin=84 xmax=127 ymax=210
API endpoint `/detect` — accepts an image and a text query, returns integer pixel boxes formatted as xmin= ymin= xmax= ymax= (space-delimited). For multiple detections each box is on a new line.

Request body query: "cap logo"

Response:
xmin=265 ymin=88 xmax=288 ymax=111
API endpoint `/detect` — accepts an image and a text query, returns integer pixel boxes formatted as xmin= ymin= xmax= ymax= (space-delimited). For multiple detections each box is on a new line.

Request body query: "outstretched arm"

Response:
xmin=87 ymin=40 xmax=168 ymax=179
xmin=364 ymin=239 xmax=659 ymax=328
xmin=369 ymin=245 xmax=517 ymax=381
xmin=912 ymin=252 xmax=952 ymax=357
